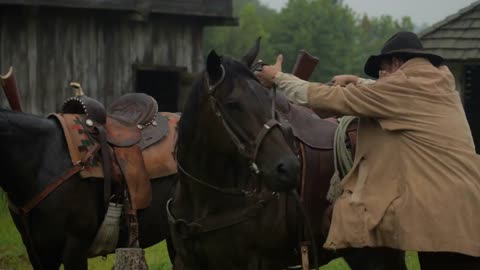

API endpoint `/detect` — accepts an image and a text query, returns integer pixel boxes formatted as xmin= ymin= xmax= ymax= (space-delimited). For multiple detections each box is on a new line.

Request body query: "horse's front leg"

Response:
xmin=62 ymin=235 xmax=89 ymax=270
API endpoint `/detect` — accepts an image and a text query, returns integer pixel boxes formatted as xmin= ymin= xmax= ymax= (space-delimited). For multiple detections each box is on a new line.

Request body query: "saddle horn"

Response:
xmin=62 ymin=82 xmax=106 ymax=125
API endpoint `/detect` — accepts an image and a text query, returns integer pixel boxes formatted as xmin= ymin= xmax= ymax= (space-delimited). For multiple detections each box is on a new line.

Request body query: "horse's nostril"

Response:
xmin=275 ymin=157 xmax=300 ymax=179
xmin=277 ymin=163 xmax=287 ymax=174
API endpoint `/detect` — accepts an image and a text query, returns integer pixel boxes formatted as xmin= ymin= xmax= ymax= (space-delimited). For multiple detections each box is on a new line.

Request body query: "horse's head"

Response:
xmin=179 ymin=39 xmax=300 ymax=191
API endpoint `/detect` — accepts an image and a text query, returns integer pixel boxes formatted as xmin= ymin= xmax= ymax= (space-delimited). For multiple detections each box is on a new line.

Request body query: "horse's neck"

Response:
xmin=0 ymin=111 xmax=71 ymax=204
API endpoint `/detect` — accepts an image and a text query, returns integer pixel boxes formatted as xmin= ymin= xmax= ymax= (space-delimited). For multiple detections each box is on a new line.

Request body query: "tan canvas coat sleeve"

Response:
xmin=274 ymin=58 xmax=480 ymax=256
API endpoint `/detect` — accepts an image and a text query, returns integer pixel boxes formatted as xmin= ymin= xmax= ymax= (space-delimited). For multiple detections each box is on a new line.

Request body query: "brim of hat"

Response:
xmin=363 ymin=50 xmax=444 ymax=78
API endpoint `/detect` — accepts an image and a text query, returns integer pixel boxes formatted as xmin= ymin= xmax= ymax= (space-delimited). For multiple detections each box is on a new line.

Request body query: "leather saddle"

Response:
xmin=274 ymin=90 xmax=359 ymax=240
xmin=61 ymin=83 xmax=174 ymax=210
xmin=62 ymin=83 xmax=169 ymax=150
xmin=106 ymin=93 xmax=168 ymax=149
xmin=275 ymin=92 xmax=337 ymax=150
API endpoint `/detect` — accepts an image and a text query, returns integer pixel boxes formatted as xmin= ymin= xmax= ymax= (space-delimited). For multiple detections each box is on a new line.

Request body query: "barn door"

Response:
xmin=464 ymin=65 xmax=480 ymax=153
xmin=135 ymin=67 xmax=184 ymax=112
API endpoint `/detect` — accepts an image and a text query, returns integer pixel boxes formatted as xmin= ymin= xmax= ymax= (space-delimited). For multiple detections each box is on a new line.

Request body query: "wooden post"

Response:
xmin=301 ymin=243 xmax=309 ymax=270
xmin=114 ymin=248 xmax=148 ymax=270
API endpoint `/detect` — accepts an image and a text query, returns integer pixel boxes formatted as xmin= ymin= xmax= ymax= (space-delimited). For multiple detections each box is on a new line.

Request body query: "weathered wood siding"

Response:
xmin=0 ymin=0 xmax=233 ymax=19
xmin=0 ymin=6 xmax=204 ymax=114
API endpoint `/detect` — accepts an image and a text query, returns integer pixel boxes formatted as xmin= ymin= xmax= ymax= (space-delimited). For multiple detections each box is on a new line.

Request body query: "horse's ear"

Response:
xmin=207 ymin=50 xmax=223 ymax=83
xmin=241 ymin=37 xmax=261 ymax=68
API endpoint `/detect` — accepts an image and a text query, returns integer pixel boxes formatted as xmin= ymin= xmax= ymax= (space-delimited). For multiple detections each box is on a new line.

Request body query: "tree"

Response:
xmin=351 ymin=15 xmax=414 ymax=77
xmin=268 ymin=0 xmax=358 ymax=81
xmin=204 ymin=0 xmax=415 ymax=80
xmin=203 ymin=0 xmax=276 ymax=60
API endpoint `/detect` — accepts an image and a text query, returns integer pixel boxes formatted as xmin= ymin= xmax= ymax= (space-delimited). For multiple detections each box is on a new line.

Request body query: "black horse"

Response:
xmin=0 ymin=108 xmax=176 ymax=270
xmin=168 ymin=42 xmax=407 ymax=270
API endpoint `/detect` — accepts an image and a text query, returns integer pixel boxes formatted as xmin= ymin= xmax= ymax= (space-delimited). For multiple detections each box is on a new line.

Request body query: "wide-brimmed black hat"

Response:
xmin=364 ymin=31 xmax=444 ymax=78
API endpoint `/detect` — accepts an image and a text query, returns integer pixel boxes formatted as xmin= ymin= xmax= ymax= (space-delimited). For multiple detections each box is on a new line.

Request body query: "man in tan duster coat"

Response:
xmin=256 ymin=31 xmax=480 ymax=269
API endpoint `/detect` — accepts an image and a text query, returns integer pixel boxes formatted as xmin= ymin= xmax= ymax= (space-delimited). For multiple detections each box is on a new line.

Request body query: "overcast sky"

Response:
xmin=259 ymin=0 xmax=479 ymax=25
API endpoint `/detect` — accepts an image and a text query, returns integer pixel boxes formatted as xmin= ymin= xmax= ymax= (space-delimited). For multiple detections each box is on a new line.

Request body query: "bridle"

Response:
xmin=206 ymin=63 xmax=283 ymax=175
xmin=169 ymin=60 xmax=319 ymax=268
xmin=175 ymin=60 xmax=294 ymax=196
xmin=168 ymin=60 xmax=292 ymax=235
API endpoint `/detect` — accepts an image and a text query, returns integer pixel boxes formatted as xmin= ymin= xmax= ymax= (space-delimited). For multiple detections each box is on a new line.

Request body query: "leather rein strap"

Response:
xmin=8 ymin=144 xmax=101 ymax=215
xmin=167 ymin=192 xmax=278 ymax=239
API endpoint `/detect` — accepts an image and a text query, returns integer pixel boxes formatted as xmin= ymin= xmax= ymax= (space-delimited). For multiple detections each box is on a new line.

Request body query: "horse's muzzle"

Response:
xmin=270 ymin=155 xmax=300 ymax=191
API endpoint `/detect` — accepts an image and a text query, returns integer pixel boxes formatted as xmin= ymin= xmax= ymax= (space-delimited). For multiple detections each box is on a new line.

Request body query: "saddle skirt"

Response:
xmin=50 ymin=113 xmax=178 ymax=180
xmin=275 ymin=92 xmax=337 ymax=150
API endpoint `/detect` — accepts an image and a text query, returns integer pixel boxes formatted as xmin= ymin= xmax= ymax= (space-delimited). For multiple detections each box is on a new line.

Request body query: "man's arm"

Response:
xmin=256 ymin=54 xmax=396 ymax=118
xmin=273 ymin=72 xmax=310 ymax=106
xmin=273 ymin=72 xmax=377 ymax=105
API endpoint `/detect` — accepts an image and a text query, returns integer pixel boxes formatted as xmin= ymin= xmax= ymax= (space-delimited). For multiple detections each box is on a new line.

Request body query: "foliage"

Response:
xmin=268 ymin=0 xmax=359 ymax=81
xmin=203 ymin=0 xmax=415 ymax=81
xmin=351 ymin=15 xmax=414 ymax=76
xmin=204 ymin=0 xmax=277 ymax=62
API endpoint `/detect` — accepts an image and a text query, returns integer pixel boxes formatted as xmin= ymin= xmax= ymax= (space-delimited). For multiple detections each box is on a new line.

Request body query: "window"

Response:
xmin=135 ymin=68 xmax=182 ymax=112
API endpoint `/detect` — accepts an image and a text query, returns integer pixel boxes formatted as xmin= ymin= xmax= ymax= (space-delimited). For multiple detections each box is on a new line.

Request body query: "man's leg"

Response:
xmin=418 ymin=251 xmax=480 ymax=270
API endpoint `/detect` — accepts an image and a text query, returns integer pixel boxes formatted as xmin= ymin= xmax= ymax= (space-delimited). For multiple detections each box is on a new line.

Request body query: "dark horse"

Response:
xmin=168 ymin=42 xmax=407 ymax=269
xmin=0 ymin=108 xmax=176 ymax=270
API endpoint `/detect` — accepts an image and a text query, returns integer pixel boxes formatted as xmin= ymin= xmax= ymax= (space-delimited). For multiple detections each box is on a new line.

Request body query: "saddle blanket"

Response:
xmin=50 ymin=112 xmax=178 ymax=180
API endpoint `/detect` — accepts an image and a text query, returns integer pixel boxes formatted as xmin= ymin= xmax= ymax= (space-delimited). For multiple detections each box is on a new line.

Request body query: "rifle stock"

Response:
xmin=1 ymin=66 xmax=22 ymax=112
xmin=290 ymin=50 xmax=337 ymax=118
xmin=291 ymin=50 xmax=319 ymax=81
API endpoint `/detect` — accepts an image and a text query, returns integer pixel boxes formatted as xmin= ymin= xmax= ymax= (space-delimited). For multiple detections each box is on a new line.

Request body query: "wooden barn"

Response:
xmin=419 ymin=0 xmax=480 ymax=153
xmin=0 ymin=0 xmax=236 ymax=114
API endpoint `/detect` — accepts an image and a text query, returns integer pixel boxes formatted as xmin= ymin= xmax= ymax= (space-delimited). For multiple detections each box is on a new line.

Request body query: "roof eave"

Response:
xmin=419 ymin=0 xmax=480 ymax=38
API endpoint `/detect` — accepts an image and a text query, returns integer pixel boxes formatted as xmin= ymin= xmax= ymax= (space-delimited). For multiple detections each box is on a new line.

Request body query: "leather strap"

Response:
xmin=9 ymin=144 xmax=101 ymax=215
xmin=97 ymin=126 xmax=112 ymax=208
xmin=114 ymin=145 xmax=152 ymax=210
xmin=167 ymin=192 xmax=276 ymax=239
xmin=251 ymin=119 xmax=281 ymax=162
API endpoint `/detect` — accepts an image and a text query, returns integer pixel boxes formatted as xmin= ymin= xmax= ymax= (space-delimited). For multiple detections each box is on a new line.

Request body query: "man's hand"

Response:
xmin=255 ymin=54 xmax=283 ymax=88
xmin=330 ymin=75 xmax=359 ymax=86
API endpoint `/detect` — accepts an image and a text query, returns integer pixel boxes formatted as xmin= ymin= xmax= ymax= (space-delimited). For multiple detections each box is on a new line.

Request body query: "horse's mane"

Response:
xmin=178 ymin=56 xmax=257 ymax=144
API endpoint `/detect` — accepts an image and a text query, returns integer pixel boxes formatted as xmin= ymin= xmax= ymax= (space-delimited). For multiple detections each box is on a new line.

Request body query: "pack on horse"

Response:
xmin=167 ymin=40 xmax=407 ymax=270
xmin=0 ymin=70 xmax=177 ymax=270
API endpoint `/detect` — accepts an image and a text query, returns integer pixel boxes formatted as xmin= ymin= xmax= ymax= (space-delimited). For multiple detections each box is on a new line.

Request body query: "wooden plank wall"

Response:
xmin=0 ymin=0 xmax=233 ymax=18
xmin=0 ymin=6 xmax=204 ymax=114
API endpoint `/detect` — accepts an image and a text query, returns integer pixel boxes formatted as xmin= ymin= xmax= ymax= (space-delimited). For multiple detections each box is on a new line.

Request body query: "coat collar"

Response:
xmin=399 ymin=57 xmax=433 ymax=71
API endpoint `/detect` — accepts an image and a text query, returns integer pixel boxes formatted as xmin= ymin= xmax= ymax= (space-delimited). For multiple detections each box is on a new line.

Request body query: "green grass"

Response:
xmin=0 ymin=200 xmax=171 ymax=270
xmin=86 ymin=242 xmax=171 ymax=270
xmin=0 ymin=199 xmax=420 ymax=270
